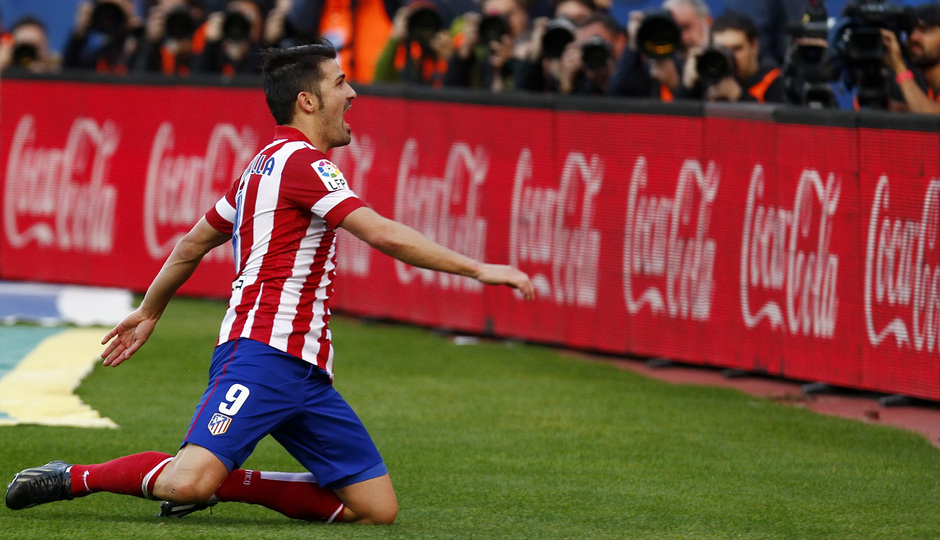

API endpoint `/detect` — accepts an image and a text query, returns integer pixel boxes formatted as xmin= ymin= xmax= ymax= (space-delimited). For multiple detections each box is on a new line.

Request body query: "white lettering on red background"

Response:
xmin=394 ymin=138 xmax=486 ymax=292
xmin=741 ymin=165 xmax=839 ymax=337
xmin=623 ymin=157 xmax=717 ymax=320
xmin=865 ymin=175 xmax=940 ymax=351
xmin=4 ymin=115 xmax=119 ymax=252
xmin=333 ymin=134 xmax=376 ymax=277
xmin=144 ymin=122 xmax=257 ymax=260
xmin=509 ymin=148 xmax=601 ymax=306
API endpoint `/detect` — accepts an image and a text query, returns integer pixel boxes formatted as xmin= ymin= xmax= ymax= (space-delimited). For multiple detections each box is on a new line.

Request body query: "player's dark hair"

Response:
xmin=260 ymin=42 xmax=338 ymax=125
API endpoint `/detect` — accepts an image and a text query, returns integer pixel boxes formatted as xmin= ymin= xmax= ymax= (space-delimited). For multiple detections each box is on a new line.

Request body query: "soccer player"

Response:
xmin=5 ymin=42 xmax=534 ymax=524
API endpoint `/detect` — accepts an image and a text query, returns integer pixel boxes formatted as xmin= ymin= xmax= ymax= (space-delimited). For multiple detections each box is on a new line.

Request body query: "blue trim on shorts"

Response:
xmin=328 ymin=462 xmax=389 ymax=489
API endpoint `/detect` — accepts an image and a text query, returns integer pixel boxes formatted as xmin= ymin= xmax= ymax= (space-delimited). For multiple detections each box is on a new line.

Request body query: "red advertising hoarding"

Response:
xmin=1 ymin=78 xmax=938 ymax=401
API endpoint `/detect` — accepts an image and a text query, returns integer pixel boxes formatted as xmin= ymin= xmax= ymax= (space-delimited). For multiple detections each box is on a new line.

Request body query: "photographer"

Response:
xmin=687 ymin=11 xmax=784 ymax=103
xmin=443 ymin=0 xmax=531 ymax=91
xmin=779 ymin=0 xmax=839 ymax=108
xmin=513 ymin=0 xmax=593 ymax=91
xmin=609 ymin=0 xmax=712 ymax=100
xmin=0 ymin=16 xmax=60 ymax=73
xmin=198 ymin=0 xmax=264 ymax=76
xmin=373 ymin=0 xmax=452 ymax=86
xmin=882 ymin=4 xmax=940 ymax=114
xmin=516 ymin=13 xmax=625 ymax=95
xmin=137 ymin=0 xmax=205 ymax=76
xmin=63 ymin=0 xmax=143 ymax=73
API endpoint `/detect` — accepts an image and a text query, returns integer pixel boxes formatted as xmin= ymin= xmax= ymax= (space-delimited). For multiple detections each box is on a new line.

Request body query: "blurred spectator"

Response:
xmin=550 ymin=0 xmax=594 ymax=25
xmin=667 ymin=0 xmax=711 ymax=53
xmin=198 ymin=0 xmax=264 ymax=76
xmin=516 ymin=12 xmax=626 ymax=95
xmin=263 ymin=0 xmax=297 ymax=47
xmin=286 ymin=0 xmax=393 ymax=83
xmin=723 ymin=0 xmax=804 ymax=66
xmin=614 ymin=0 xmax=713 ymax=99
xmin=63 ymin=0 xmax=144 ymax=73
xmin=882 ymin=3 xmax=940 ymax=114
xmin=779 ymin=0 xmax=837 ymax=108
xmin=557 ymin=13 xmax=625 ymax=94
xmin=444 ymin=0 xmax=531 ymax=91
xmin=137 ymin=0 xmax=205 ymax=75
xmin=609 ymin=0 xmax=712 ymax=100
xmin=373 ymin=0 xmax=451 ymax=85
xmin=0 ymin=16 xmax=60 ymax=73
xmin=511 ymin=0 xmax=594 ymax=92
xmin=688 ymin=11 xmax=784 ymax=103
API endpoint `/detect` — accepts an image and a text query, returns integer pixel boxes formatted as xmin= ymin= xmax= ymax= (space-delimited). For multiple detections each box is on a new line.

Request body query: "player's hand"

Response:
xmin=100 ymin=308 xmax=159 ymax=367
xmin=474 ymin=264 xmax=535 ymax=300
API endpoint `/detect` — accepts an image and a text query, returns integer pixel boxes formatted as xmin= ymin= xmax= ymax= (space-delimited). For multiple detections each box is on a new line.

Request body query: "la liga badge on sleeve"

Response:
xmin=313 ymin=159 xmax=348 ymax=191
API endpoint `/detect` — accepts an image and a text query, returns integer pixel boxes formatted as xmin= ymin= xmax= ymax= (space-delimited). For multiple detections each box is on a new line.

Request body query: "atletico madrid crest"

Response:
xmin=208 ymin=412 xmax=232 ymax=436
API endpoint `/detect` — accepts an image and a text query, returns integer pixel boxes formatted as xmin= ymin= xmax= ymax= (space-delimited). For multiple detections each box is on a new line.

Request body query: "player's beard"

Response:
xmin=335 ymin=104 xmax=352 ymax=147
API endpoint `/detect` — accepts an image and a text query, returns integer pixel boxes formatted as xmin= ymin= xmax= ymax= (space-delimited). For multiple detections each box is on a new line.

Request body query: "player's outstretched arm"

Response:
xmin=101 ymin=217 xmax=231 ymax=366
xmin=340 ymin=207 xmax=535 ymax=300
xmin=473 ymin=263 xmax=534 ymax=299
xmin=100 ymin=308 xmax=160 ymax=367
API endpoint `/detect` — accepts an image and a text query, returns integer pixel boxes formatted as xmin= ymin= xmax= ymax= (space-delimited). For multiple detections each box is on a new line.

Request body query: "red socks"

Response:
xmin=69 ymin=454 xmax=345 ymax=522
xmin=69 ymin=451 xmax=173 ymax=499
xmin=214 ymin=469 xmax=345 ymax=522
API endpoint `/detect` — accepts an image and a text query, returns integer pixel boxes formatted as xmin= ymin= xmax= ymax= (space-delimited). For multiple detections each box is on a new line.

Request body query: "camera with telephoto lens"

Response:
xmin=635 ymin=9 xmax=681 ymax=58
xmin=696 ymin=46 xmax=736 ymax=84
xmin=223 ymin=10 xmax=252 ymax=41
xmin=90 ymin=1 xmax=128 ymax=36
xmin=11 ymin=43 xmax=38 ymax=68
xmin=541 ymin=16 xmax=576 ymax=59
xmin=782 ymin=0 xmax=838 ymax=108
xmin=478 ymin=14 xmax=509 ymax=45
xmin=165 ymin=6 xmax=198 ymax=40
xmin=581 ymin=36 xmax=612 ymax=70
xmin=407 ymin=5 xmax=443 ymax=42
xmin=831 ymin=0 xmax=916 ymax=108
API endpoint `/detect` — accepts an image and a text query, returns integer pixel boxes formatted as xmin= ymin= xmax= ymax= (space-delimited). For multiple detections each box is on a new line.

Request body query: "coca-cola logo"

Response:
xmin=333 ymin=134 xmax=376 ymax=277
xmin=144 ymin=121 xmax=257 ymax=260
xmin=393 ymin=138 xmax=486 ymax=292
xmin=865 ymin=175 xmax=940 ymax=351
xmin=509 ymin=148 xmax=601 ymax=306
xmin=3 ymin=114 xmax=118 ymax=252
xmin=623 ymin=157 xmax=717 ymax=320
xmin=740 ymin=165 xmax=839 ymax=337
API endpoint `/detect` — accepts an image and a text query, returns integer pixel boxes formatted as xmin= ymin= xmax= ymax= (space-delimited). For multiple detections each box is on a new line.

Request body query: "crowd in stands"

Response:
xmin=3 ymin=0 xmax=940 ymax=113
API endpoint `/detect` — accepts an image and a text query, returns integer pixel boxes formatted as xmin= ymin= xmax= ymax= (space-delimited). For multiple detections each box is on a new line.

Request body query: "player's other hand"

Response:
xmin=100 ymin=308 xmax=159 ymax=367
xmin=475 ymin=264 xmax=536 ymax=300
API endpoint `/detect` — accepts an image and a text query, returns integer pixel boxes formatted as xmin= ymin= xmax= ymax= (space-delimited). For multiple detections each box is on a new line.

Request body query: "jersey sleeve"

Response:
xmin=280 ymin=151 xmax=365 ymax=228
xmin=204 ymin=181 xmax=238 ymax=234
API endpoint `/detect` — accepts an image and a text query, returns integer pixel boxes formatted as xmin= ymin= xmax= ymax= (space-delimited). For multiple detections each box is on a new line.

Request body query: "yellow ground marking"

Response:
xmin=0 ymin=328 xmax=117 ymax=428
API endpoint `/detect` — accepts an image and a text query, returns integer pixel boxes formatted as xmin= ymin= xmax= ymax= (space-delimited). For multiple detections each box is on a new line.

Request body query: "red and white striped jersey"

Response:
xmin=204 ymin=126 xmax=364 ymax=378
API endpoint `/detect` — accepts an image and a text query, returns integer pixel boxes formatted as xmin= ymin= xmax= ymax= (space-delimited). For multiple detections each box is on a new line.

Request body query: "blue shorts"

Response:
xmin=183 ymin=338 xmax=387 ymax=489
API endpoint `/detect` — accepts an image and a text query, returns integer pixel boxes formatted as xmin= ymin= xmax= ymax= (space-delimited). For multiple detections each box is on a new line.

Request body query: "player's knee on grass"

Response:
xmin=154 ymin=474 xmax=218 ymax=504
xmin=336 ymin=474 xmax=398 ymax=524
xmin=153 ymin=463 xmax=226 ymax=504
xmin=344 ymin=500 xmax=398 ymax=524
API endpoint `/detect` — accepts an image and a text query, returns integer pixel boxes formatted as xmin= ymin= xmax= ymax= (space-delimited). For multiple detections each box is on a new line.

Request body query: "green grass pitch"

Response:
xmin=1 ymin=297 xmax=939 ymax=539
